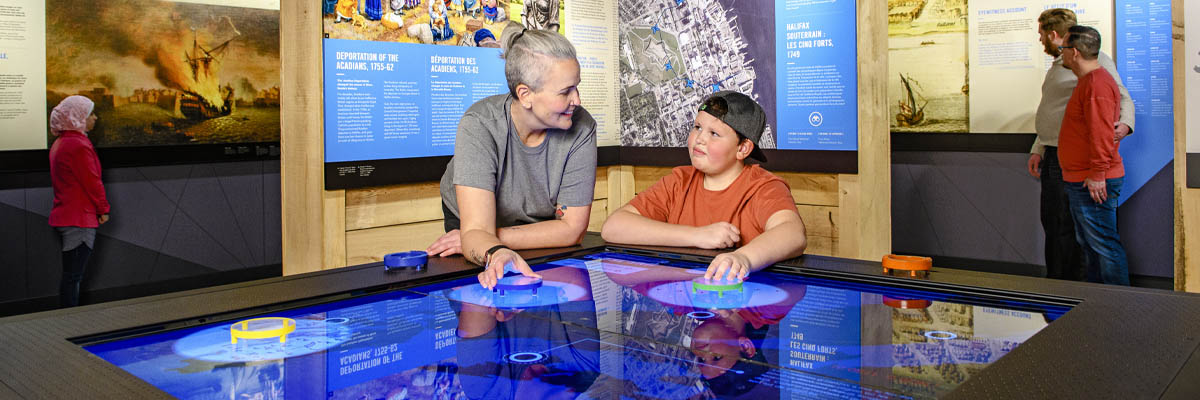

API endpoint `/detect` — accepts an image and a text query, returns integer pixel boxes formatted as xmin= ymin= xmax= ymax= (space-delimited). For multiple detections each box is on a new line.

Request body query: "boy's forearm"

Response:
xmin=733 ymin=220 xmax=807 ymax=271
xmin=601 ymin=210 xmax=697 ymax=247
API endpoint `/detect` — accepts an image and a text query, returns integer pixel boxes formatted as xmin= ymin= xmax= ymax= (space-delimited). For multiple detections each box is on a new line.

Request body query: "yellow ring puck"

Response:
xmin=230 ymin=317 xmax=296 ymax=344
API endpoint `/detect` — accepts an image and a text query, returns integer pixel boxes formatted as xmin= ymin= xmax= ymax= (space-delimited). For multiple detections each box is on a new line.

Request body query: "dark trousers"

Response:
xmin=60 ymin=244 xmax=92 ymax=307
xmin=1039 ymin=147 xmax=1085 ymax=281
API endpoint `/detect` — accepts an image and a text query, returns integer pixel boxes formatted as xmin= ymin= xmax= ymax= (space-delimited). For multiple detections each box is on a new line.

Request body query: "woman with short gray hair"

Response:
xmin=427 ymin=21 xmax=596 ymax=289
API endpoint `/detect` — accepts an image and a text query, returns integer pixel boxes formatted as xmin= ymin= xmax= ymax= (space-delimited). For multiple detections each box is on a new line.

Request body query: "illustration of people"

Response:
xmin=462 ymin=0 xmax=480 ymax=18
xmin=459 ymin=28 xmax=499 ymax=48
xmin=335 ymin=0 xmax=358 ymax=23
xmin=481 ymin=0 xmax=499 ymax=24
xmin=474 ymin=29 xmax=499 ymax=48
xmin=390 ymin=0 xmax=405 ymax=15
xmin=523 ymin=0 xmax=559 ymax=31
xmin=430 ymin=0 xmax=454 ymax=41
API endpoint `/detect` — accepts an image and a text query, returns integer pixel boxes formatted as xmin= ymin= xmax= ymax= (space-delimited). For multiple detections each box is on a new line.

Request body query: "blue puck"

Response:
xmin=493 ymin=276 xmax=543 ymax=295
xmin=384 ymin=251 xmax=428 ymax=270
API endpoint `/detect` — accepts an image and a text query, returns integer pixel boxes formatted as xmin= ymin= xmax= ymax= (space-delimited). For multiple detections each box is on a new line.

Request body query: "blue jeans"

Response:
xmin=1064 ymin=177 xmax=1130 ymax=285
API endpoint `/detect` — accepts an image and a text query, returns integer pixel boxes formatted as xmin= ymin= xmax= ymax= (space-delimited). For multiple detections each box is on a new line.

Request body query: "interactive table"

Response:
xmin=3 ymin=235 xmax=1200 ymax=399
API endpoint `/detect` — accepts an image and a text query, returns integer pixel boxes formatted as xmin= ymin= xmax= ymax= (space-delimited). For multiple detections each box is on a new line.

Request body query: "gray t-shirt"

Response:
xmin=440 ymin=94 xmax=597 ymax=228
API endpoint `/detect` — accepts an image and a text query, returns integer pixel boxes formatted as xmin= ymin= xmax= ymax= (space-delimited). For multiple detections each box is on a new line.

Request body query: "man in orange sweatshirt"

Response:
xmin=1057 ymin=25 xmax=1129 ymax=285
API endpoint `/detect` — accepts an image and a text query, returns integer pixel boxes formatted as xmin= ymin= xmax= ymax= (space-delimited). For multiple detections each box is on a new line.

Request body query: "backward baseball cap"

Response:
xmin=698 ymin=90 xmax=768 ymax=162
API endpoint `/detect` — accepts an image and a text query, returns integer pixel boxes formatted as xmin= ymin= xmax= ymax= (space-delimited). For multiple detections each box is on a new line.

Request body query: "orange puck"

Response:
xmin=883 ymin=296 xmax=932 ymax=309
xmin=882 ymin=254 xmax=932 ymax=277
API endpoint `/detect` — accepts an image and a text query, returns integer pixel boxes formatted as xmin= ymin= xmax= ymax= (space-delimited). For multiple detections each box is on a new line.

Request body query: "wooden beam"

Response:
xmin=849 ymin=0 xmax=891 ymax=261
xmin=1175 ymin=0 xmax=1199 ymax=292
xmin=324 ymin=189 xmax=346 ymax=269
xmin=280 ymin=0 xmax=329 ymax=275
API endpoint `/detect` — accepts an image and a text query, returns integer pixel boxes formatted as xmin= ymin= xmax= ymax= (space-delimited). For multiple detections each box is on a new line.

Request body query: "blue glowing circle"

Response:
xmin=174 ymin=318 xmax=354 ymax=362
xmin=507 ymin=352 xmax=546 ymax=364
xmin=447 ymin=279 xmax=587 ymax=309
xmin=646 ymin=280 xmax=787 ymax=310
xmin=924 ymin=330 xmax=958 ymax=341
xmin=686 ymin=311 xmax=715 ymax=320
xmin=326 ymin=317 xmax=349 ymax=324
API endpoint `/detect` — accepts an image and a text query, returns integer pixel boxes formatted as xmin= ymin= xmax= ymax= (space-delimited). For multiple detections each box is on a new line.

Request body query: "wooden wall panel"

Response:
xmin=634 ymin=166 xmax=674 ymax=193
xmin=346 ymin=221 xmax=446 ymax=265
xmin=608 ymin=166 xmax=635 ymax=215
xmin=806 ymin=236 xmax=835 ymax=257
xmin=781 ymin=173 xmax=840 ymax=206
xmin=588 ymin=199 xmax=608 ymax=232
xmin=796 ymin=205 xmax=838 ymax=238
xmin=837 ymin=174 xmax=860 ymax=259
xmin=594 ymin=167 xmax=609 ymax=200
xmin=346 ymin=182 xmax=442 ymax=230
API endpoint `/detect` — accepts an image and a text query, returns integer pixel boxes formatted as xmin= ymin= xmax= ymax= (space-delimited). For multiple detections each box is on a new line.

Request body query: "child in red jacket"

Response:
xmin=48 ymin=95 xmax=109 ymax=307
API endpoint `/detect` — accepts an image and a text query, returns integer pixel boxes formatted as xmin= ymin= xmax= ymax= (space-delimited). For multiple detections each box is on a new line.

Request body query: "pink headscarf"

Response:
xmin=49 ymin=95 xmax=95 ymax=136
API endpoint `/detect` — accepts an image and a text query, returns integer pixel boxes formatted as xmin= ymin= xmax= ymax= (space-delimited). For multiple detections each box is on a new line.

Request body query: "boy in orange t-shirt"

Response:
xmin=601 ymin=91 xmax=807 ymax=281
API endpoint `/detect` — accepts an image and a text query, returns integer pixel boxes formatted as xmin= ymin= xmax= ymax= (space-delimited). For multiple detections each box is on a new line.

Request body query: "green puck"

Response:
xmin=691 ymin=277 xmax=744 ymax=297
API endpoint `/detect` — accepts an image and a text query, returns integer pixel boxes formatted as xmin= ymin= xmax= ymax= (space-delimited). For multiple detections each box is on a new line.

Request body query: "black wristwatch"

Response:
xmin=485 ymin=244 xmax=509 ymax=262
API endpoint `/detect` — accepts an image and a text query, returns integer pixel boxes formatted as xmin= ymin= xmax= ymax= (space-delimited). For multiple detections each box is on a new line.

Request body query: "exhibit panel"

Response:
xmin=967 ymin=0 xmax=1113 ymax=134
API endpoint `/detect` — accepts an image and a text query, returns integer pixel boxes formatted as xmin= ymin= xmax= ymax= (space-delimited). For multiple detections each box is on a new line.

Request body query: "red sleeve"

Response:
xmin=749 ymin=179 xmax=798 ymax=230
xmin=1084 ymin=88 xmax=1120 ymax=182
xmin=71 ymin=143 xmax=110 ymax=214
xmin=627 ymin=168 xmax=684 ymax=222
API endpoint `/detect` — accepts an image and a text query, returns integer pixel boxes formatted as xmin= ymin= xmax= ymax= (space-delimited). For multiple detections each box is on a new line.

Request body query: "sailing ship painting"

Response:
xmin=895 ymin=74 xmax=927 ymax=127
xmin=887 ymin=0 xmax=968 ymax=132
xmin=45 ymin=0 xmax=281 ymax=147
xmin=180 ymin=30 xmax=239 ymax=120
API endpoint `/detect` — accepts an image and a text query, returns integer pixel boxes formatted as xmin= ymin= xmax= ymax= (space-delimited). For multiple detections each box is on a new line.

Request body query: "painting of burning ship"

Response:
xmin=46 ymin=0 xmax=280 ymax=147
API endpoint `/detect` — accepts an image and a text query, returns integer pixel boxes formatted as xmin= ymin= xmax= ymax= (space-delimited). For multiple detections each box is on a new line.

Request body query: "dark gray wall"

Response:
xmin=892 ymin=151 xmax=1173 ymax=278
xmin=0 ymin=161 xmax=281 ymax=304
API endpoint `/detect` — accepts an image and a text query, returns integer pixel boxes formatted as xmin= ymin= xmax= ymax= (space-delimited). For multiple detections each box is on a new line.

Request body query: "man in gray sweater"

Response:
xmin=1027 ymin=8 xmax=1134 ymax=281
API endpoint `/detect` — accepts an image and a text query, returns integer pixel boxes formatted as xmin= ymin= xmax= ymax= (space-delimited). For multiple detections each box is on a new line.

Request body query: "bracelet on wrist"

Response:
xmin=485 ymin=244 xmax=509 ymax=265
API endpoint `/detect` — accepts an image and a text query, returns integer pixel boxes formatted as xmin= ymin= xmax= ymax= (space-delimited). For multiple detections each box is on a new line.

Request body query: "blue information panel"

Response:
xmin=774 ymin=0 xmax=858 ymax=151
xmin=322 ymin=39 xmax=508 ymax=163
xmin=1114 ymin=1 xmax=1174 ymax=205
